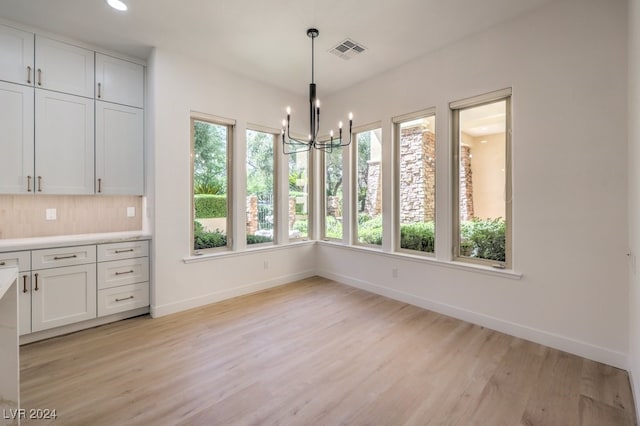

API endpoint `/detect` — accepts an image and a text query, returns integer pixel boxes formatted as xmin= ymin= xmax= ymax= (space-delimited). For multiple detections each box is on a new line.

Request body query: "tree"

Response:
xmin=357 ymin=132 xmax=371 ymax=213
xmin=325 ymin=147 xmax=343 ymax=197
xmin=246 ymin=130 xmax=274 ymax=195
xmin=193 ymin=120 xmax=227 ymax=194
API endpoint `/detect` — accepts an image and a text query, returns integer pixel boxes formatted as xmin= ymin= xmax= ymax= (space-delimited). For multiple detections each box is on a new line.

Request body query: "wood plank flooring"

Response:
xmin=19 ymin=277 xmax=637 ymax=425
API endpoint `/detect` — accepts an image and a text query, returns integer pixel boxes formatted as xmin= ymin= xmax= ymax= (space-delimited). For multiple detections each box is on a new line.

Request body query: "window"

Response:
xmin=322 ymin=147 xmax=344 ymax=240
xmin=191 ymin=113 xmax=233 ymax=254
xmin=288 ymin=150 xmax=310 ymax=240
xmin=354 ymin=126 xmax=383 ymax=246
xmin=452 ymin=89 xmax=511 ymax=268
xmin=246 ymin=129 xmax=276 ymax=246
xmin=394 ymin=111 xmax=436 ymax=254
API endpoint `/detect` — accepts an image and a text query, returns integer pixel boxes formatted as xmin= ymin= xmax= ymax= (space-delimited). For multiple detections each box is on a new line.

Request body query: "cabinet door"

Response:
xmin=0 ymin=81 xmax=34 ymax=193
xmin=0 ymin=24 xmax=34 ymax=86
xmin=96 ymin=101 xmax=144 ymax=195
xmin=95 ymin=53 xmax=144 ymax=108
xmin=35 ymin=35 xmax=94 ymax=98
xmin=19 ymin=273 xmax=31 ymax=336
xmin=31 ymin=264 xmax=97 ymax=332
xmin=35 ymin=89 xmax=94 ymax=194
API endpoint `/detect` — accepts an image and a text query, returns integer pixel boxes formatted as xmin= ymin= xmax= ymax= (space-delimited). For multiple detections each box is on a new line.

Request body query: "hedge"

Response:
xmin=400 ymin=222 xmax=435 ymax=253
xmin=194 ymin=194 xmax=227 ymax=218
xmin=194 ymin=221 xmax=226 ymax=250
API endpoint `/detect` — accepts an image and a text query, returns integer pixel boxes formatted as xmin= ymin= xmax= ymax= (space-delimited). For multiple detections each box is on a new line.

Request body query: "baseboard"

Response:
xmin=630 ymin=365 xmax=640 ymax=422
xmin=318 ymin=269 xmax=628 ymax=369
xmin=151 ymin=269 xmax=316 ymax=317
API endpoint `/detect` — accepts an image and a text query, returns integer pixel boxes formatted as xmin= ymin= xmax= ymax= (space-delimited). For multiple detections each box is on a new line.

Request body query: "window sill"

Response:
xmin=317 ymin=240 xmax=522 ymax=280
xmin=183 ymin=240 xmax=314 ymax=264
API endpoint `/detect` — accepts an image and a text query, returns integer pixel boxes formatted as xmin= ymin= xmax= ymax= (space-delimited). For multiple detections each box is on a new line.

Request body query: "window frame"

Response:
xmin=190 ymin=112 xmax=235 ymax=255
xmin=393 ymin=108 xmax=437 ymax=257
xmin=352 ymin=122 xmax=383 ymax=248
xmin=245 ymin=126 xmax=278 ymax=247
xmin=451 ymin=88 xmax=512 ymax=269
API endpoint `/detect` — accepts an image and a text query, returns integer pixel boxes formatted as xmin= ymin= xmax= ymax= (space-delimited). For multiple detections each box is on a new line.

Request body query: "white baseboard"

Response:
xmin=318 ymin=269 xmax=628 ymax=369
xmin=151 ymin=269 xmax=316 ymax=318
xmin=629 ymin=365 xmax=640 ymax=423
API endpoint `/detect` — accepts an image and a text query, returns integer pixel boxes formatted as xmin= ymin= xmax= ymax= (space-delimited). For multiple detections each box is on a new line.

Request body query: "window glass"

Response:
xmin=288 ymin=150 xmax=309 ymax=240
xmin=246 ymin=129 xmax=275 ymax=245
xmin=323 ymin=147 xmax=343 ymax=240
xmin=355 ymin=128 xmax=383 ymax=246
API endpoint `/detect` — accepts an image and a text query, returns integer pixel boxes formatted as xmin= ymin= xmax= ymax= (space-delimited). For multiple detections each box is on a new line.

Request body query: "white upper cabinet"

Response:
xmin=95 ymin=53 xmax=144 ymax=108
xmin=35 ymin=90 xmax=94 ymax=194
xmin=0 ymin=81 xmax=34 ymax=194
xmin=0 ymin=24 xmax=34 ymax=86
xmin=35 ymin=35 xmax=94 ymax=98
xmin=96 ymin=101 xmax=144 ymax=195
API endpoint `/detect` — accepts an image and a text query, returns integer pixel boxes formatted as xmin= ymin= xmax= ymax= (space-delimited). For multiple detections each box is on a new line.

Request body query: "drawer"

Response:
xmin=98 ymin=257 xmax=149 ymax=289
xmin=0 ymin=251 xmax=31 ymax=272
xmin=98 ymin=282 xmax=149 ymax=317
xmin=98 ymin=240 xmax=149 ymax=262
xmin=32 ymin=245 xmax=96 ymax=270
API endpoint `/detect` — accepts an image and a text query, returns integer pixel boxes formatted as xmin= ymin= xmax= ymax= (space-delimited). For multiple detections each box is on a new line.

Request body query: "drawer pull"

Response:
xmin=0 ymin=261 xmax=5 ymax=266
xmin=115 ymin=270 xmax=135 ymax=276
xmin=37 ymin=68 xmax=42 ymax=86
xmin=54 ymin=254 xmax=78 ymax=260
xmin=23 ymin=275 xmax=28 ymax=293
xmin=115 ymin=249 xmax=135 ymax=254
xmin=115 ymin=296 xmax=134 ymax=302
xmin=27 ymin=175 xmax=32 ymax=192
xmin=34 ymin=273 xmax=39 ymax=291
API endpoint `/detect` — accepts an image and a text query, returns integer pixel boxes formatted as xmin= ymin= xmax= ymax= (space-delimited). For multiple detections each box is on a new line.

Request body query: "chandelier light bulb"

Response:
xmin=349 ymin=112 xmax=353 ymax=120
xmin=316 ymin=99 xmax=320 ymax=108
xmin=282 ymin=119 xmax=287 ymax=127
xmin=286 ymin=106 xmax=291 ymax=115
xmin=339 ymin=121 xmax=343 ymax=129
xmin=106 ymin=0 xmax=128 ymax=11
xmin=330 ymin=130 xmax=334 ymax=137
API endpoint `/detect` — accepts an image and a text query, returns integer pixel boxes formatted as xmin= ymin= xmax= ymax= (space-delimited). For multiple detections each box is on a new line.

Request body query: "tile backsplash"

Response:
xmin=0 ymin=195 xmax=143 ymax=239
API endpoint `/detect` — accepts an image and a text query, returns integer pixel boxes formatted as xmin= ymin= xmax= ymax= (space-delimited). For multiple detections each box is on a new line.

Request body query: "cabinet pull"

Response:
xmin=97 ymin=82 xmax=101 ymax=98
xmin=37 ymin=176 xmax=42 ymax=192
xmin=0 ymin=261 xmax=5 ymax=266
xmin=115 ymin=296 xmax=134 ymax=302
xmin=115 ymin=249 xmax=135 ymax=254
xmin=27 ymin=66 xmax=32 ymax=84
xmin=53 ymin=254 xmax=77 ymax=260
xmin=34 ymin=273 xmax=39 ymax=291
xmin=97 ymin=178 xmax=102 ymax=193
xmin=37 ymin=68 xmax=42 ymax=86
xmin=115 ymin=270 xmax=135 ymax=276
xmin=22 ymin=275 xmax=28 ymax=293
xmin=27 ymin=175 xmax=32 ymax=192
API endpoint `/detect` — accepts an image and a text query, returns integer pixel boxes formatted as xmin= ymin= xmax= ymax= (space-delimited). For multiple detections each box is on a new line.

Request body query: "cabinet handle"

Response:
xmin=37 ymin=68 xmax=42 ymax=86
xmin=27 ymin=66 xmax=32 ymax=84
xmin=27 ymin=175 xmax=32 ymax=192
xmin=0 ymin=261 xmax=5 ymax=266
xmin=115 ymin=249 xmax=135 ymax=254
xmin=37 ymin=176 xmax=42 ymax=192
xmin=115 ymin=270 xmax=135 ymax=276
xmin=97 ymin=82 xmax=101 ymax=98
xmin=53 ymin=254 xmax=77 ymax=260
xmin=23 ymin=275 xmax=28 ymax=293
xmin=115 ymin=296 xmax=134 ymax=302
xmin=97 ymin=178 xmax=102 ymax=193
xmin=34 ymin=273 xmax=39 ymax=291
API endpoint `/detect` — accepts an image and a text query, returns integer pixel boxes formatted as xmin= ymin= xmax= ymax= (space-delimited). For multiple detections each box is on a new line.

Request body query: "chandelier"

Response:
xmin=281 ymin=28 xmax=353 ymax=154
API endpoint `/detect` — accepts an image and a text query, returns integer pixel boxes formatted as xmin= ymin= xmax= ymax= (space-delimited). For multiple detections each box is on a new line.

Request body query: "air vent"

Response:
xmin=329 ymin=38 xmax=366 ymax=60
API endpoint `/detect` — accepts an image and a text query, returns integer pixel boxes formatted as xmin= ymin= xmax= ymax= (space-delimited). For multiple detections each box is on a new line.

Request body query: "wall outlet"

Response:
xmin=263 ymin=260 xmax=269 ymax=270
xmin=45 ymin=208 xmax=57 ymax=221
xmin=127 ymin=207 xmax=136 ymax=217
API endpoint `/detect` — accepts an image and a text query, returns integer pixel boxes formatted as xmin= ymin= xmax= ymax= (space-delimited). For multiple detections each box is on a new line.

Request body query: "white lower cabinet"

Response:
xmin=0 ymin=250 xmax=32 ymax=335
xmin=32 ymin=263 xmax=96 ymax=332
xmin=98 ymin=282 xmax=149 ymax=317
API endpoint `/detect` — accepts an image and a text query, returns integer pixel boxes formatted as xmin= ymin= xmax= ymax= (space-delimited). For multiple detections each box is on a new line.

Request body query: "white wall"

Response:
xmin=149 ymin=48 xmax=315 ymax=316
xmin=318 ymin=0 xmax=629 ymax=367
xmin=628 ymin=0 xmax=640 ymax=415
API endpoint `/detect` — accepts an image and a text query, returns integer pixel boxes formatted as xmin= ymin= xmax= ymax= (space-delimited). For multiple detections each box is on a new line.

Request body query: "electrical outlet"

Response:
xmin=263 ymin=260 xmax=269 ymax=270
xmin=127 ymin=207 xmax=136 ymax=217
xmin=46 ymin=208 xmax=56 ymax=221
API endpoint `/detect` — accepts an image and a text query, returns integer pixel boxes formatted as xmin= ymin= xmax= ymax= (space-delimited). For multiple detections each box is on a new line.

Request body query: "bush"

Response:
xmin=247 ymin=234 xmax=273 ymax=245
xmin=325 ymin=216 xmax=343 ymax=239
xmin=194 ymin=194 xmax=227 ymax=218
xmin=461 ymin=218 xmax=505 ymax=261
xmin=358 ymin=215 xmax=382 ymax=245
xmin=194 ymin=221 xmax=227 ymax=250
xmin=400 ymin=222 xmax=435 ymax=253
xmin=194 ymin=181 xmax=223 ymax=195
xmin=293 ymin=219 xmax=308 ymax=235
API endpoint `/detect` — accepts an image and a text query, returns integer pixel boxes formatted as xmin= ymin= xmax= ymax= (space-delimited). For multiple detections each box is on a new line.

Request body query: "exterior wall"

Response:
xmin=318 ymin=0 xmax=629 ymax=367
xmin=399 ymin=127 xmax=435 ymax=223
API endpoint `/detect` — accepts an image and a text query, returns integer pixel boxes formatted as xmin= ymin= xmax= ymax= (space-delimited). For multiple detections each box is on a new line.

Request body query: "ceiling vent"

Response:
xmin=329 ymin=38 xmax=366 ymax=60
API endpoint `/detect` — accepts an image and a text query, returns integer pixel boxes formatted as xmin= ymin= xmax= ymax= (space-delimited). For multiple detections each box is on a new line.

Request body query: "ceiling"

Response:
xmin=0 ymin=0 xmax=557 ymax=96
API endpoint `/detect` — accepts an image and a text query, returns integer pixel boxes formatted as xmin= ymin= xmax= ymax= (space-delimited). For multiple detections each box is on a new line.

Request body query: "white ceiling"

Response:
xmin=0 ymin=0 xmax=558 ymax=96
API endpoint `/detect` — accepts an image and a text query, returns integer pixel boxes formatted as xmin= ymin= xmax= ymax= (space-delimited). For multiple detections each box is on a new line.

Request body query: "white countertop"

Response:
xmin=0 ymin=231 xmax=152 ymax=252
xmin=0 ymin=267 xmax=18 ymax=301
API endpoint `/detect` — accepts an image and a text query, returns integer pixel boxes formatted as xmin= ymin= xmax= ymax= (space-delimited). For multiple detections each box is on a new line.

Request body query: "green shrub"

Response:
xmin=247 ymin=234 xmax=273 ymax=245
xmin=293 ymin=219 xmax=308 ymax=235
xmin=400 ymin=222 xmax=435 ymax=253
xmin=325 ymin=216 xmax=343 ymax=239
xmin=194 ymin=194 xmax=227 ymax=218
xmin=358 ymin=215 xmax=382 ymax=245
xmin=194 ymin=181 xmax=223 ymax=195
xmin=461 ymin=218 xmax=505 ymax=261
xmin=194 ymin=221 xmax=227 ymax=250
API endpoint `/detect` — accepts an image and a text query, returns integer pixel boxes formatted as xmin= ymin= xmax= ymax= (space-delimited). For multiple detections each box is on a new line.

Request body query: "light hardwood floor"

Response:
xmin=20 ymin=277 xmax=637 ymax=425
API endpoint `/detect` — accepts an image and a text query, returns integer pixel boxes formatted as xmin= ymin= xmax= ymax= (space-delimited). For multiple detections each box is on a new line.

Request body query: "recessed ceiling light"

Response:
xmin=106 ymin=0 xmax=128 ymax=11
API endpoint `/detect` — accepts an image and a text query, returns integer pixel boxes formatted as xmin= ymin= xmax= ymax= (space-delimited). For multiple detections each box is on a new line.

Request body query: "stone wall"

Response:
xmin=459 ymin=145 xmax=474 ymax=221
xmin=246 ymin=195 xmax=258 ymax=235
xmin=365 ymin=160 xmax=382 ymax=216
xmin=399 ymin=126 xmax=436 ymax=223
